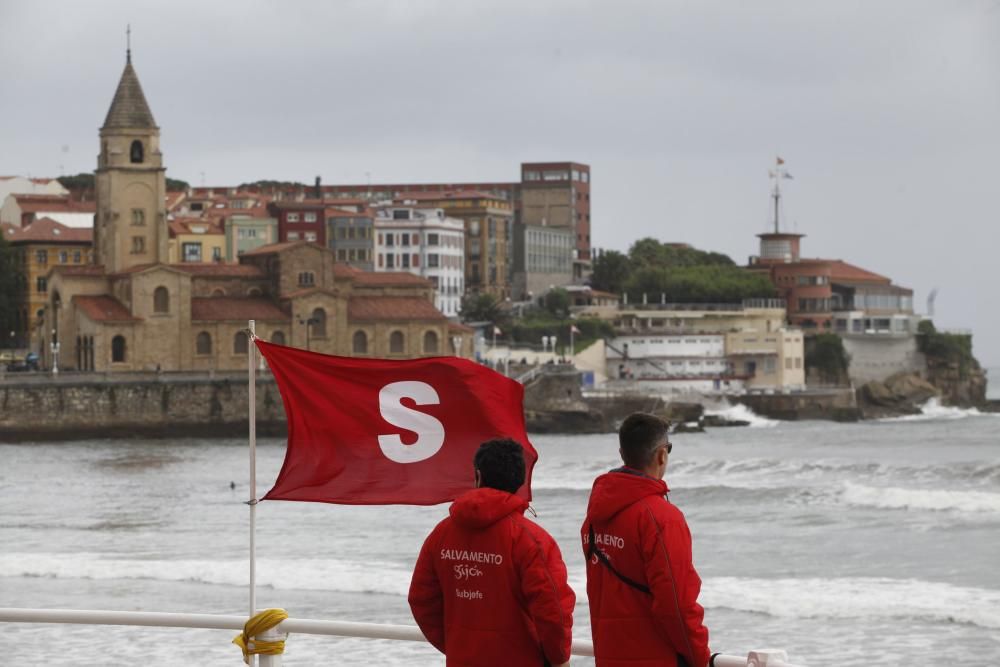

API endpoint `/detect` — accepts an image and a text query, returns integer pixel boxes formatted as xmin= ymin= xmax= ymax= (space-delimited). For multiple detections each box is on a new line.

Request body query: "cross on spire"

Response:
xmin=126 ymin=24 xmax=131 ymax=64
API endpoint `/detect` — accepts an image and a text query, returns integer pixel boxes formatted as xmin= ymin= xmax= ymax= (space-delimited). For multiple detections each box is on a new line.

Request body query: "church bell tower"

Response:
xmin=94 ymin=45 xmax=168 ymax=273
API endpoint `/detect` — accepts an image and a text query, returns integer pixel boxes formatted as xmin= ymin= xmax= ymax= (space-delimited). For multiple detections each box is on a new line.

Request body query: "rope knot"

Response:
xmin=232 ymin=608 xmax=288 ymax=664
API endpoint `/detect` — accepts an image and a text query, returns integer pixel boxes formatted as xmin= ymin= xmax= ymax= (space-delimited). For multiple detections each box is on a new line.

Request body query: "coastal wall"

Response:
xmin=732 ymin=389 xmax=859 ymax=421
xmin=0 ymin=373 xmax=288 ymax=441
xmin=842 ymin=335 xmax=925 ymax=384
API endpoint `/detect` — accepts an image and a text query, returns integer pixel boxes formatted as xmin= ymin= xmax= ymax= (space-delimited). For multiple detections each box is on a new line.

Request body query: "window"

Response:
xmin=36 ymin=249 xmax=48 ymax=265
xmin=377 ymin=253 xmax=384 ymax=268
xmin=287 ymin=232 xmax=300 ymax=240
xmin=305 ymin=232 xmax=317 ymax=242
xmin=233 ymin=331 xmax=249 ymax=354
xmin=469 ymin=220 xmax=480 ymax=237
xmin=111 ymin=335 xmax=127 ymax=362
xmin=386 ymin=234 xmax=395 ymax=247
xmin=389 ymin=330 xmax=405 ymax=354
xmin=57 ymin=251 xmax=67 ymax=263
xmin=401 ymin=234 xmax=410 ymax=247
xmin=271 ymin=331 xmax=286 ymax=346
xmin=423 ymin=330 xmax=439 ymax=354
xmin=238 ymin=228 xmax=258 ymax=239
xmin=131 ymin=209 xmax=145 ymax=226
xmin=427 ymin=233 xmax=439 ymax=245
xmin=412 ymin=253 xmax=419 ymax=267
xmin=353 ymin=330 xmax=368 ymax=354
xmin=182 ymin=242 xmax=201 ymax=262
xmin=386 ymin=254 xmax=395 ymax=268
xmin=412 ymin=234 xmax=419 ymax=245
xmin=153 ymin=286 xmax=169 ymax=313
xmin=337 ymin=249 xmax=347 ymax=261
xmin=196 ymin=332 xmax=212 ymax=355
xmin=212 ymin=247 xmax=222 ymax=262
xmin=304 ymin=213 xmax=317 ymax=222
xmin=393 ymin=209 xmax=409 ymax=220
xmin=73 ymin=250 xmax=81 ymax=263
xmin=795 ymin=357 xmax=802 ymax=369
xmin=428 ymin=254 xmax=439 ymax=268
xmin=402 ymin=254 xmax=410 ymax=268
xmin=785 ymin=357 xmax=793 ymax=369
xmin=298 ymin=272 xmax=315 ymax=287
xmin=310 ymin=308 xmax=326 ymax=337
xmin=36 ymin=277 xmax=47 ymax=294
xmin=129 ymin=140 xmax=144 ymax=163
xmin=287 ymin=213 xmax=300 ymax=222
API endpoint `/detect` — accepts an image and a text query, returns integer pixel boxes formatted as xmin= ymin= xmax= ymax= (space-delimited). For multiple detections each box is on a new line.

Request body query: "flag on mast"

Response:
xmin=255 ymin=340 xmax=537 ymax=505
xmin=776 ymin=156 xmax=785 ymax=165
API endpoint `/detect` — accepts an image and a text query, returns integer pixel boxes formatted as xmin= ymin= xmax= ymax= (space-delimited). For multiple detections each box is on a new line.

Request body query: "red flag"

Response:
xmin=256 ymin=340 xmax=537 ymax=505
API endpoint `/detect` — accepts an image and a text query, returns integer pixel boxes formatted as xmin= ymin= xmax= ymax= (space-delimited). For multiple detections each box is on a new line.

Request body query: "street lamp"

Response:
xmin=451 ymin=335 xmax=463 ymax=357
xmin=50 ymin=329 xmax=60 ymax=375
xmin=297 ymin=316 xmax=319 ymax=351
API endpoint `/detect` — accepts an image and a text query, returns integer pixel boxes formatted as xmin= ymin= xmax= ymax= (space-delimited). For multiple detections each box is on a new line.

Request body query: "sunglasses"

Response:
xmin=659 ymin=441 xmax=673 ymax=454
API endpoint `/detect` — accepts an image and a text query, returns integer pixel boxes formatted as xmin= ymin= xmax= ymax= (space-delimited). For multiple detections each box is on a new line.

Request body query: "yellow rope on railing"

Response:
xmin=232 ymin=608 xmax=289 ymax=664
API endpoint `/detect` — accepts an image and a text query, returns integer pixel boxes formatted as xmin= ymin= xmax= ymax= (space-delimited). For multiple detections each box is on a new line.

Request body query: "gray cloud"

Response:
xmin=2 ymin=0 xmax=997 ymax=363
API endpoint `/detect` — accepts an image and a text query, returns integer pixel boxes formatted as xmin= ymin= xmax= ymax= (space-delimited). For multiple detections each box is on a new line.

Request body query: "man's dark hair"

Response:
xmin=618 ymin=412 xmax=670 ymax=469
xmin=474 ymin=438 xmax=526 ymax=494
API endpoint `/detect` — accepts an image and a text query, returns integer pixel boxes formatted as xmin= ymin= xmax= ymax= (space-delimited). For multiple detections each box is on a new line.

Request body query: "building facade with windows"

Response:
xmin=373 ymin=206 xmax=465 ymax=318
xmin=39 ymin=54 xmax=471 ymax=372
xmin=223 ymin=213 xmax=279 ymax=260
xmin=511 ymin=222 xmax=574 ymax=301
xmin=519 ymin=162 xmax=591 ymax=278
xmin=270 ymin=200 xmax=326 ymax=245
xmin=167 ymin=218 xmax=225 ymax=264
xmin=327 ymin=207 xmax=374 ymax=271
xmin=1 ymin=217 xmax=93 ymax=348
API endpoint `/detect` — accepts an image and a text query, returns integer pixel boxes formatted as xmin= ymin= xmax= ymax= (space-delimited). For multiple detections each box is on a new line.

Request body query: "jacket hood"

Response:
xmin=586 ymin=468 xmax=669 ymax=522
xmin=450 ymin=487 xmax=528 ymax=528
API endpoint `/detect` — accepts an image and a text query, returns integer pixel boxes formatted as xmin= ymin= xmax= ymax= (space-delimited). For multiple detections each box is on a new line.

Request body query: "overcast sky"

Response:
xmin=2 ymin=1 xmax=998 ymax=365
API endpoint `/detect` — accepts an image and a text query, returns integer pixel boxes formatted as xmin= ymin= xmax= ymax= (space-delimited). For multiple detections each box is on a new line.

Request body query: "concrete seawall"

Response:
xmin=0 ymin=373 xmax=288 ymax=441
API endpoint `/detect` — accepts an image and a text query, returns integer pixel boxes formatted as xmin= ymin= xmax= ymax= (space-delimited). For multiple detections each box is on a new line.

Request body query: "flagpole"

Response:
xmin=569 ymin=325 xmax=575 ymax=358
xmin=248 ymin=319 xmax=258 ymax=645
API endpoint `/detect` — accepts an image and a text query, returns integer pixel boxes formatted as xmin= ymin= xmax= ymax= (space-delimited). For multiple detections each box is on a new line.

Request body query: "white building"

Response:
xmin=0 ymin=176 xmax=68 ymax=207
xmin=374 ymin=206 xmax=465 ymax=317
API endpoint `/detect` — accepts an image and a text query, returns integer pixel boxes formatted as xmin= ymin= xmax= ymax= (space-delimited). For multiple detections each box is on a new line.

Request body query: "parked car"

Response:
xmin=6 ymin=352 xmax=39 ymax=372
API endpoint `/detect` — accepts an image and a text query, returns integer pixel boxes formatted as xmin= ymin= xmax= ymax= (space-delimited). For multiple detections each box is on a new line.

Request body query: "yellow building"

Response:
xmin=1 ymin=217 xmax=93 ymax=349
xmin=395 ymin=190 xmax=513 ymax=298
xmin=167 ymin=217 xmax=226 ymax=264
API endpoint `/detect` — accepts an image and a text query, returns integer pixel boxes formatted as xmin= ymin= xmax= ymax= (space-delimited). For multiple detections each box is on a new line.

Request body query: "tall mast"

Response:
xmin=770 ymin=156 xmax=790 ymax=233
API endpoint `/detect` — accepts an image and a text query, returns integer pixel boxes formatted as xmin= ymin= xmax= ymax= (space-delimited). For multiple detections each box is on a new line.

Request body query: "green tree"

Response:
xmin=0 ymin=233 xmax=20 ymax=348
xmin=543 ymin=288 xmax=570 ymax=319
xmin=166 ymin=177 xmax=190 ymax=191
xmin=459 ymin=293 xmax=505 ymax=325
xmin=805 ymin=333 xmax=850 ymax=385
xmin=590 ymin=249 xmax=630 ymax=294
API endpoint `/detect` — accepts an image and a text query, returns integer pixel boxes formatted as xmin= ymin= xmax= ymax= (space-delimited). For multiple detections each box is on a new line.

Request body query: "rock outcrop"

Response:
xmin=857 ymin=372 xmax=939 ymax=418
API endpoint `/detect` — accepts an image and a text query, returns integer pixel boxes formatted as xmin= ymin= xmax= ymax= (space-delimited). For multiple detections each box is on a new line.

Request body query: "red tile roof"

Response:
xmin=168 ymin=218 xmax=224 ymax=237
xmin=191 ymin=297 xmax=289 ymax=321
xmin=51 ymin=264 xmax=106 ymax=277
xmin=348 ymin=296 xmax=446 ymax=322
xmin=820 ymin=259 xmax=891 ymax=284
xmin=73 ymin=295 xmax=139 ymax=322
xmin=394 ymin=189 xmax=507 ymax=202
xmin=1 ymin=217 xmax=92 ymax=243
xmin=172 ymin=264 xmax=264 ymax=277
xmin=14 ymin=195 xmax=96 ymax=214
xmin=240 ymin=240 xmax=309 ymax=256
xmin=449 ymin=322 xmax=475 ymax=333
xmin=352 ymin=271 xmax=432 ymax=287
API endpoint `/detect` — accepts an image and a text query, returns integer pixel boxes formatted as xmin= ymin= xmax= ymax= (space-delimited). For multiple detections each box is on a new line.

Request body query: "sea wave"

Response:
xmin=702 ymin=575 xmax=1000 ymax=630
xmin=838 ymin=481 xmax=1000 ymax=514
xmin=704 ymin=403 xmax=780 ymax=428
xmin=879 ymin=397 xmax=992 ymax=422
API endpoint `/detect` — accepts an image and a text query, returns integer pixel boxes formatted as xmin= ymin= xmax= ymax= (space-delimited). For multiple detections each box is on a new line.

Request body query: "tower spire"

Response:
xmin=126 ymin=24 xmax=131 ymax=64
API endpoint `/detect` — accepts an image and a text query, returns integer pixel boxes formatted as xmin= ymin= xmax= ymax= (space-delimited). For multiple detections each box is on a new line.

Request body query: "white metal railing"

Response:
xmin=0 ymin=607 xmax=804 ymax=666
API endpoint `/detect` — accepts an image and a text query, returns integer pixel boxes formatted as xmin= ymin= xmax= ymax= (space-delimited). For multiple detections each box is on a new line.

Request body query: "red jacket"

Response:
xmin=581 ymin=469 xmax=710 ymax=667
xmin=409 ymin=487 xmax=575 ymax=666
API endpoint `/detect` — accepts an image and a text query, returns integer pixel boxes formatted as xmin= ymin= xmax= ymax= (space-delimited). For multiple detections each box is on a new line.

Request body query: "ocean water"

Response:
xmin=2 ymin=392 xmax=999 ymax=665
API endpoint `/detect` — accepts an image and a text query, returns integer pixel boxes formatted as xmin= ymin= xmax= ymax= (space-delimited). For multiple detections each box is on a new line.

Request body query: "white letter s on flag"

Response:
xmin=377 ymin=381 xmax=445 ymax=463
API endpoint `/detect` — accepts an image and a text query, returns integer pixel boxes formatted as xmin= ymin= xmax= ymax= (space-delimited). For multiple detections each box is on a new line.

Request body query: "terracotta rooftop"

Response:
xmin=819 ymin=259 xmax=892 ymax=285
xmin=2 ymin=218 xmax=92 ymax=244
xmin=73 ymin=295 xmax=139 ymax=322
xmin=191 ymin=297 xmax=289 ymax=322
xmin=13 ymin=195 xmax=96 ymax=215
xmin=449 ymin=322 xmax=475 ymax=333
xmin=103 ymin=60 xmax=157 ymax=130
xmin=168 ymin=218 xmax=224 ymax=237
xmin=172 ymin=263 xmax=264 ymax=277
xmin=240 ymin=240 xmax=309 ymax=256
xmin=348 ymin=296 xmax=446 ymax=322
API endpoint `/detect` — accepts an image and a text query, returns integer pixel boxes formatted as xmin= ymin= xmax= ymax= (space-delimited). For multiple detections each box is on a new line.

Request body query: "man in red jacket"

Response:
xmin=581 ymin=413 xmax=711 ymax=667
xmin=409 ymin=438 xmax=575 ymax=666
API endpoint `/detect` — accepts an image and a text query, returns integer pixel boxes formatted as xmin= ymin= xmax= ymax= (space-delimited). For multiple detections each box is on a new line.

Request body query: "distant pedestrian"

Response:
xmin=581 ymin=413 xmax=711 ymax=667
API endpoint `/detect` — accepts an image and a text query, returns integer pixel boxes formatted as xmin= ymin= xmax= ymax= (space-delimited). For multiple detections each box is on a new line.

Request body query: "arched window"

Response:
xmin=111 ymin=335 xmax=127 ymax=362
xmin=233 ymin=331 xmax=249 ymax=354
xmin=211 ymin=288 xmax=226 ymax=297
xmin=310 ymin=308 xmax=326 ymax=337
xmin=196 ymin=332 xmax=212 ymax=355
xmin=423 ymin=330 xmax=439 ymax=354
xmin=130 ymin=140 xmax=144 ymax=164
xmin=271 ymin=331 xmax=286 ymax=346
xmin=247 ymin=287 xmax=262 ymax=297
xmin=153 ymin=286 xmax=169 ymax=313
xmin=352 ymin=330 xmax=367 ymax=354
xmin=389 ymin=330 xmax=405 ymax=354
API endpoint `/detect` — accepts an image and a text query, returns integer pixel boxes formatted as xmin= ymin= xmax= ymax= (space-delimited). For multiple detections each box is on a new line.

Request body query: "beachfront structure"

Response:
xmin=373 ymin=205 xmax=465 ymax=318
xmin=38 ymin=52 xmax=471 ymax=372
xmin=579 ymin=299 xmax=805 ymax=393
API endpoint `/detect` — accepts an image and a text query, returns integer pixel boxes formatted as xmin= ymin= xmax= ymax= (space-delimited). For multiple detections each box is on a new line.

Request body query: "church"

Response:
xmin=43 ymin=53 xmax=472 ymax=372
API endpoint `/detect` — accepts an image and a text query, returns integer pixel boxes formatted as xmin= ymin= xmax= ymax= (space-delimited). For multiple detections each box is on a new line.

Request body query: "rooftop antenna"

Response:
xmin=927 ymin=288 xmax=938 ymax=319
xmin=768 ymin=156 xmax=793 ymax=233
xmin=126 ymin=24 xmax=131 ymax=64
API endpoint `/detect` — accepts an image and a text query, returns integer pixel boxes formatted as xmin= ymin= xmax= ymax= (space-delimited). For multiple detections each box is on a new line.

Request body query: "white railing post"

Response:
xmin=257 ymin=625 xmax=285 ymax=667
